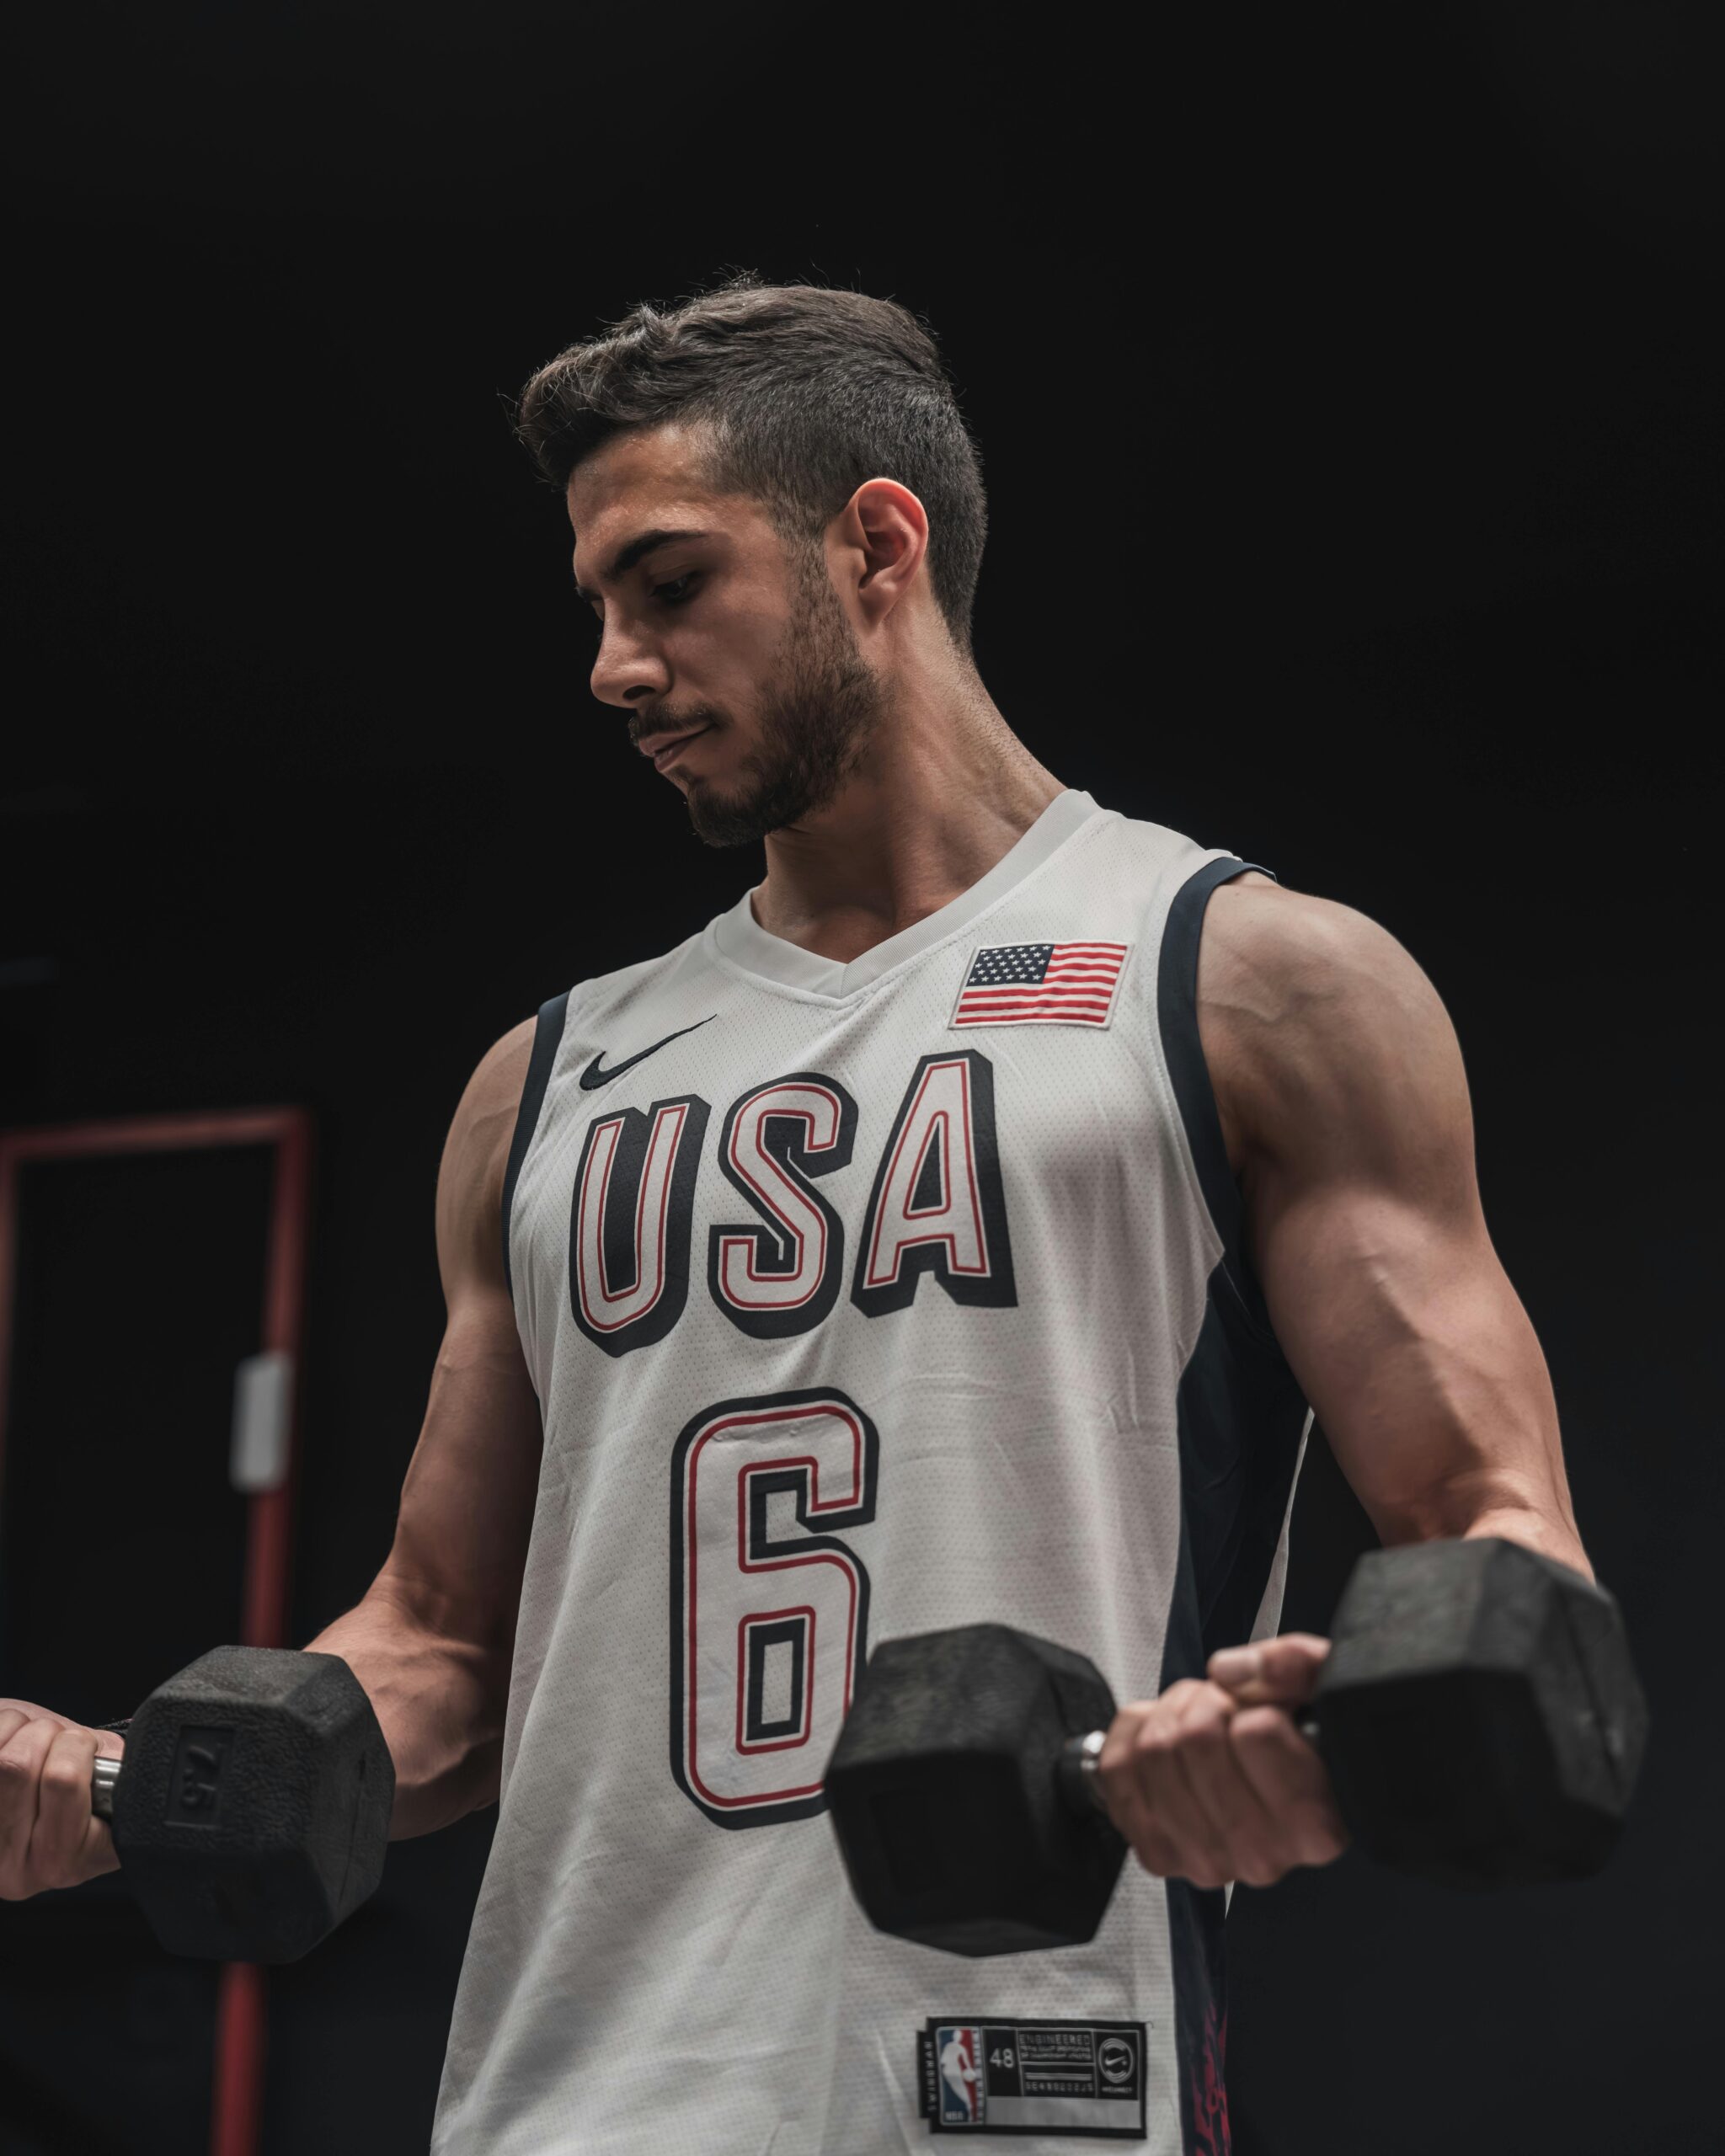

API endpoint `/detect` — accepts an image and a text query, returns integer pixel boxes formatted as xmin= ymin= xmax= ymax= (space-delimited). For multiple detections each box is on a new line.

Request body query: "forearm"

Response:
xmin=1259 ymin=1207 xmax=1595 ymax=1577
xmin=305 ymin=1585 xmax=511 ymax=1839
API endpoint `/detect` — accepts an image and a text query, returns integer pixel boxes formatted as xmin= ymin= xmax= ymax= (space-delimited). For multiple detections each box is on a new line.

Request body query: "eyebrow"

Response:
xmin=572 ymin=526 xmax=712 ymax=603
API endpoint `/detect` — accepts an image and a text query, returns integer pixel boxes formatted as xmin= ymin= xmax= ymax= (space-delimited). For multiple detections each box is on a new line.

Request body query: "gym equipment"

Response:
xmin=91 ymin=1646 xmax=393 ymax=1963
xmin=824 ymin=1537 xmax=1648 ymax=1956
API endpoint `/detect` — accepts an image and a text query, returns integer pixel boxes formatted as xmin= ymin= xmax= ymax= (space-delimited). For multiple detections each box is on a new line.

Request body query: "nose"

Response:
xmin=589 ymin=617 xmax=671 ymax=710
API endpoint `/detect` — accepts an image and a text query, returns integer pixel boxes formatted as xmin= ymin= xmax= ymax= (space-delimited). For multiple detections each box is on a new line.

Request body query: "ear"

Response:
xmin=836 ymin=478 xmax=930 ymax=627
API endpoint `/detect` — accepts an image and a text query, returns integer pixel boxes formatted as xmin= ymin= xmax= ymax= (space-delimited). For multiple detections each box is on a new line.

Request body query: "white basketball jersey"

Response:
xmin=431 ymin=788 xmax=1311 ymax=2155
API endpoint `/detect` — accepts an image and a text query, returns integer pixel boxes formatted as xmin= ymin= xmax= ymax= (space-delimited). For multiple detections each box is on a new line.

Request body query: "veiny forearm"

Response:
xmin=1264 ymin=1203 xmax=1594 ymax=1583
xmin=305 ymin=1585 xmax=511 ymax=1840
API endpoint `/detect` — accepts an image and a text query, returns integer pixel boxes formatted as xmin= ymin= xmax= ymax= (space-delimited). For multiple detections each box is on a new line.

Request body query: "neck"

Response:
xmin=749 ymin=670 xmax=1064 ymax=965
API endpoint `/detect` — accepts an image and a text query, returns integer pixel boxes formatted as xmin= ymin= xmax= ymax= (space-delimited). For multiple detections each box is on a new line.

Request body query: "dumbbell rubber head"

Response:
xmin=113 ymin=1646 xmax=395 ymax=1963
xmin=1311 ymin=1539 xmax=1648 ymax=1888
xmin=825 ymin=1623 xmax=1124 ymax=1956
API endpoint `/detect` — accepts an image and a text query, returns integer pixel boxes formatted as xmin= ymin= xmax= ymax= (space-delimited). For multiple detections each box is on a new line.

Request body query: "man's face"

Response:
xmin=569 ymin=424 xmax=886 ymax=846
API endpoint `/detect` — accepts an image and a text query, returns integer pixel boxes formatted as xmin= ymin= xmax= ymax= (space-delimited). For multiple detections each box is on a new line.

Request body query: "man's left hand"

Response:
xmin=1094 ymin=1636 xmax=1350 ymax=1890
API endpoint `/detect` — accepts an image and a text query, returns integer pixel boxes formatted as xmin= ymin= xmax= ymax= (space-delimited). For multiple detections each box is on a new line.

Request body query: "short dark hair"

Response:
xmin=514 ymin=274 xmax=988 ymax=652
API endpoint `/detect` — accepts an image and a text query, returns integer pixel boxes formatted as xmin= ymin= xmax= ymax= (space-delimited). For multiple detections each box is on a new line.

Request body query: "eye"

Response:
xmin=652 ymin=574 xmax=697 ymax=605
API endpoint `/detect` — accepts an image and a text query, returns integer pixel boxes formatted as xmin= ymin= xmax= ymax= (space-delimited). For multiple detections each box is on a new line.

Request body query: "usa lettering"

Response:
xmin=569 ymin=1050 xmax=1015 ymax=1358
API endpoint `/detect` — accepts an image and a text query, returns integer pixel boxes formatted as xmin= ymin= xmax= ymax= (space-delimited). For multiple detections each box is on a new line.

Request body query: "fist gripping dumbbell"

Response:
xmin=825 ymin=1539 xmax=1648 ymax=1956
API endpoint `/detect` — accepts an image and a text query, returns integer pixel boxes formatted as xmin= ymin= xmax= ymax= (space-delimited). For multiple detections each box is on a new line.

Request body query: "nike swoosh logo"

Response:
xmin=579 ymin=1015 xmax=718 ymax=1091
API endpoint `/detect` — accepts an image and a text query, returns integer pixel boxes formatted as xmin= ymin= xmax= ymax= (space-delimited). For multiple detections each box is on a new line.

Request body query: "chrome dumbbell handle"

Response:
xmin=1058 ymin=1730 xmax=1110 ymax=1816
xmin=91 ymin=1753 xmax=123 ymax=1821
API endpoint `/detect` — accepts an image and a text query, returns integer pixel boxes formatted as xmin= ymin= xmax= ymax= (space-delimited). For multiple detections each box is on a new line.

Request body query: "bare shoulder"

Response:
xmin=1197 ymin=871 xmax=1428 ymax=1023
xmin=1197 ymin=872 xmax=1469 ymax=1182
xmin=435 ymin=1017 xmax=539 ymax=1289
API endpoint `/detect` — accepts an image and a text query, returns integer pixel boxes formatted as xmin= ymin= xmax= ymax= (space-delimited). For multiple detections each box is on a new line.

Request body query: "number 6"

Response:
xmin=670 ymin=1386 xmax=879 ymax=1828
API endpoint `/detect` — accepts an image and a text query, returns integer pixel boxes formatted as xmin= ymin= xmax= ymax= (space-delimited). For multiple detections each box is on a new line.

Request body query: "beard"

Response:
xmin=681 ymin=552 xmax=888 ymax=848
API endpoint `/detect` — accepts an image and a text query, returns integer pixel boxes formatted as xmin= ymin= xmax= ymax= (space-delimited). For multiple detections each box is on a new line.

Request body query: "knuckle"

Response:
xmin=40 ymin=1754 xmax=86 ymax=1797
xmin=1229 ymin=1705 xmax=1288 ymax=1748
xmin=1188 ymin=1682 xmax=1237 ymax=1725
xmin=1179 ymin=1713 xmax=1230 ymax=1759
xmin=1130 ymin=1721 xmax=1175 ymax=1765
xmin=1100 ymin=1710 xmax=1150 ymax=1772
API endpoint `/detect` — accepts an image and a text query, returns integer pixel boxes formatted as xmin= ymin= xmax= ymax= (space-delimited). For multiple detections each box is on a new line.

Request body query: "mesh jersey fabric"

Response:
xmin=430 ymin=788 xmax=1311 ymax=2155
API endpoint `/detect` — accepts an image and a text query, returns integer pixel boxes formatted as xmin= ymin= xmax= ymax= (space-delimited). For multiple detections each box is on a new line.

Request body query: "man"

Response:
xmin=0 ymin=277 xmax=1592 ymax=2153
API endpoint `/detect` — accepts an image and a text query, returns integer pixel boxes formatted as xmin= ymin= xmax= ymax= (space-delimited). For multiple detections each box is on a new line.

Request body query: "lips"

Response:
xmin=639 ymin=724 xmax=713 ymax=771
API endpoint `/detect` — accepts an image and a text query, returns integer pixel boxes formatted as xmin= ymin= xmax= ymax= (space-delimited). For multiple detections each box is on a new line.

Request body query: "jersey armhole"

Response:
xmin=500 ymin=990 xmax=572 ymax=1298
xmin=1156 ymin=855 xmax=1282 ymax=1350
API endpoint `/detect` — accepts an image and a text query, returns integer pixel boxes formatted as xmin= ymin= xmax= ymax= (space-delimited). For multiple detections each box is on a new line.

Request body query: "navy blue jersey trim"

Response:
xmin=1157 ymin=857 xmax=1314 ymax=2155
xmin=1167 ymin=1273 xmax=1310 ymax=1663
xmin=1160 ymin=1259 xmax=1310 ymax=2153
xmin=1157 ymin=854 xmax=1279 ymax=1348
xmin=501 ymin=991 xmax=571 ymax=1297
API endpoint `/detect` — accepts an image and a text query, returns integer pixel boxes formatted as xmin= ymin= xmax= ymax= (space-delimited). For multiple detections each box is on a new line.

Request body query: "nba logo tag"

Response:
xmin=936 ymin=2025 xmax=984 ymax=2124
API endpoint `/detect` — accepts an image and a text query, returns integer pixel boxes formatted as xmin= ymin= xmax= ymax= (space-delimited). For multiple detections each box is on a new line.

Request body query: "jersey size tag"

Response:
xmin=916 ymin=2017 xmax=1148 ymax=2138
xmin=949 ymin=942 xmax=1132 ymax=1031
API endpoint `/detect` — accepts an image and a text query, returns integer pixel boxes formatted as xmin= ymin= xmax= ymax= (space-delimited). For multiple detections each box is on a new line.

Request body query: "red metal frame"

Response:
xmin=0 ymin=1107 xmax=315 ymax=2156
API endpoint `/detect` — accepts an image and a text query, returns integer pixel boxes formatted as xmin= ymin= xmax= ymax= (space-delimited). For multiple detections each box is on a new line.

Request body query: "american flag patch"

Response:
xmin=950 ymin=941 xmax=1130 ymax=1028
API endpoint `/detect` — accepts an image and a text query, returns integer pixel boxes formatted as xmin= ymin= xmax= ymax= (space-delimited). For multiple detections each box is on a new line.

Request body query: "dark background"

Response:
xmin=2 ymin=3 xmax=1720 ymax=2151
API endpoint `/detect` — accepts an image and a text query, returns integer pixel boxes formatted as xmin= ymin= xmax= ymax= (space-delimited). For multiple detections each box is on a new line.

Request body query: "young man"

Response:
xmin=1 ymin=278 xmax=1591 ymax=2154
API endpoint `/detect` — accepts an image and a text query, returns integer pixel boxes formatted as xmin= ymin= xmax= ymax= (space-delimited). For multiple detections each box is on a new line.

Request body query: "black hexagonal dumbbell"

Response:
xmin=91 ymin=1646 xmax=394 ymax=1963
xmin=824 ymin=1538 xmax=1649 ymax=1956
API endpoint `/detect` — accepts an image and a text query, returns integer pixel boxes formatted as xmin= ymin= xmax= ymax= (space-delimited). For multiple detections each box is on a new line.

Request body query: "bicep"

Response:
xmin=1207 ymin=887 xmax=1586 ymax=1565
xmin=376 ymin=1021 xmax=543 ymax=1654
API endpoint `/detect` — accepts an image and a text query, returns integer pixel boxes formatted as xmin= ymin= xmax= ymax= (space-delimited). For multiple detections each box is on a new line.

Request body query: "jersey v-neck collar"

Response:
xmin=703 ymin=787 xmax=1103 ymax=1001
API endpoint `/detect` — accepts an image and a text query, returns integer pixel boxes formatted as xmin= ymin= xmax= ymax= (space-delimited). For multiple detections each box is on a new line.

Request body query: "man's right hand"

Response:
xmin=0 ymin=1701 xmax=123 ymax=1898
